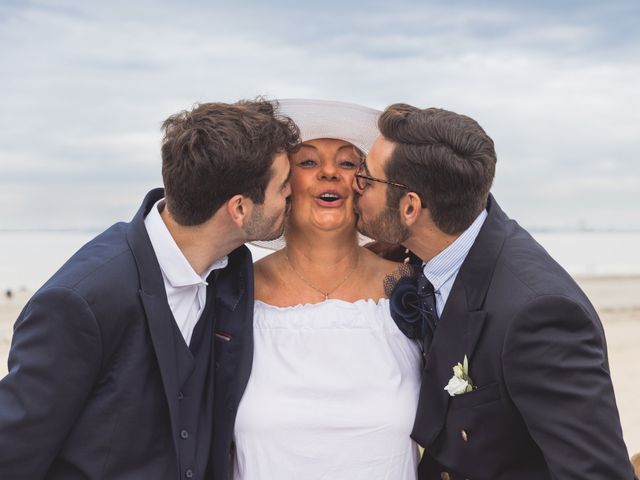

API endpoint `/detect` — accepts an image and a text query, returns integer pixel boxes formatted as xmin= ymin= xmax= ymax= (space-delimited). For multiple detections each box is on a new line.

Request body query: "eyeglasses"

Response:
xmin=354 ymin=161 xmax=410 ymax=191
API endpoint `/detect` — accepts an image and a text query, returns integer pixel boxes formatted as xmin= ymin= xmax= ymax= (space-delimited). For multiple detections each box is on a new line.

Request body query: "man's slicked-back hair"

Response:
xmin=161 ymin=99 xmax=300 ymax=226
xmin=380 ymin=104 xmax=496 ymax=235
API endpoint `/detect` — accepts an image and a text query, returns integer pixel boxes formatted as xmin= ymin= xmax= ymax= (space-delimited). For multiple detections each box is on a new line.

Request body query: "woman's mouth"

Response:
xmin=315 ymin=191 xmax=346 ymax=208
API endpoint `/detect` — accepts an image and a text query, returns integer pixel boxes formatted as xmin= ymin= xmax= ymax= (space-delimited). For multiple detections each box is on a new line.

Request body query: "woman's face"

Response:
xmin=287 ymin=138 xmax=363 ymax=234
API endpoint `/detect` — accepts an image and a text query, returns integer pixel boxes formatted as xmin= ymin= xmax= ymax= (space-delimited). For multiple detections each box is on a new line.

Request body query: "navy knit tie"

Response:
xmin=417 ymin=272 xmax=439 ymax=353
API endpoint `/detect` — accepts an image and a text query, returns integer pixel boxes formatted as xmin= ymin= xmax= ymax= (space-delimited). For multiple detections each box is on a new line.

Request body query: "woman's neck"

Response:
xmin=284 ymin=225 xmax=359 ymax=269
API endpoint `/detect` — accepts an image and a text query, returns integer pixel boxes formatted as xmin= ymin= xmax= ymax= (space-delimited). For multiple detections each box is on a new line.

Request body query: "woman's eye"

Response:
xmin=298 ymin=159 xmax=317 ymax=167
xmin=339 ymin=160 xmax=357 ymax=169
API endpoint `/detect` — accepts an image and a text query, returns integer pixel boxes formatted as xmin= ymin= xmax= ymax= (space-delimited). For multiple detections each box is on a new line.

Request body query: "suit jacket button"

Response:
xmin=440 ymin=472 xmax=450 ymax=480
xmin=178 ymin=391 xmax=184 ymax=400
xmin=180 ymin=429 xmax=189 ymax=440
xmin=461 ymin=429 xmax=469 ymax=442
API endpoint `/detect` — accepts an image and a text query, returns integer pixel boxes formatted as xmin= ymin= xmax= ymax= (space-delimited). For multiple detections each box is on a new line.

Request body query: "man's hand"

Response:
xmin=364 ymin=241 xmax=410 ymax=262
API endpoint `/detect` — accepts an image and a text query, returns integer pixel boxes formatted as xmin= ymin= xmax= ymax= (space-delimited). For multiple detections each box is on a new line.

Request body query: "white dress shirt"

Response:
xmin=144 ymin=199 xmax=228 ymax=345
xmin=422 ymin=209 xmax=488 ymax=317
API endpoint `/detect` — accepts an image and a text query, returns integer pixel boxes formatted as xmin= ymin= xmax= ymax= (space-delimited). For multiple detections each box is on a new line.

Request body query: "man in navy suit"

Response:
xmin=0 ymin=99 xmax=299 ymax=479
xmin=353 ymin=104 xmax=636 ymax=479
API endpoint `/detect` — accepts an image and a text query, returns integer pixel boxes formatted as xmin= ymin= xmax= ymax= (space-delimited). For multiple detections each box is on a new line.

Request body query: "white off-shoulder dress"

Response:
xmin=233 ymin=298 xmax=422 ymax=480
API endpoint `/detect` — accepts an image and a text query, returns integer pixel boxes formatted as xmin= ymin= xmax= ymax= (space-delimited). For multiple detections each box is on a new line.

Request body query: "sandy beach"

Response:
xmin=2 ymin=276 xmax=639 ymax=459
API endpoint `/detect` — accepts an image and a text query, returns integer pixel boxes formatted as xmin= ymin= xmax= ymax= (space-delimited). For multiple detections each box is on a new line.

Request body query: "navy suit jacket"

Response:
xmin=414 ymin=196 xmax=635 ymax=479
xmin=0 ymin=189 xmax=255 ymax=480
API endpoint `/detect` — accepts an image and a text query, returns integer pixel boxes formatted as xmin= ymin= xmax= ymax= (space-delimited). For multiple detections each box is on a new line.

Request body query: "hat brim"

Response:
xmin=276 ymin=98 xmax=380 ymax=153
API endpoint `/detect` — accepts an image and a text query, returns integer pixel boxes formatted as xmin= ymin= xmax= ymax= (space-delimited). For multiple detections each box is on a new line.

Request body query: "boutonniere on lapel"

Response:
xmin=444 ymin=355 xmax=475 ymax=396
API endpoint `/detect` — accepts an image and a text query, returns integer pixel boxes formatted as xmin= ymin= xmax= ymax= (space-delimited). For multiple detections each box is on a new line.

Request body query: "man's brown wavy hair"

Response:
xmin=380 ymin=104 xmax=496 ymax=235
xmin=161 ymin=99 xmax=300 ymax=226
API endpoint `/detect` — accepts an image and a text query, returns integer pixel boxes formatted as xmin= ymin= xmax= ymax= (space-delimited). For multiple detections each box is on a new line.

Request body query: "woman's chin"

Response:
xmin=309 ymin=211 xmax=358 ymax=233
xmin=287 ymin=203 xmax=357 ymax=233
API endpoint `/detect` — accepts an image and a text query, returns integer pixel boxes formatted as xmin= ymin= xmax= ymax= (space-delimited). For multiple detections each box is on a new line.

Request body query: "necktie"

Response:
xmin=417 ymin=272 xmax=439 ymax=354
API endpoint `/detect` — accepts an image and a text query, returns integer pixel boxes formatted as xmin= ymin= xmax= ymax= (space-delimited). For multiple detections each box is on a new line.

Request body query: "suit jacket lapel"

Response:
xmin=126 ymin=189 xmax=181 ymax=455
xmin=210 ymin=246 xmax=254 ymax=480
xmin=412 ymin=283 xmax=488 ymax=447
xmin=213 ymin=245 xmax=254 ymax=413
xmin=411 ymin=195 xmax=507 ymax=448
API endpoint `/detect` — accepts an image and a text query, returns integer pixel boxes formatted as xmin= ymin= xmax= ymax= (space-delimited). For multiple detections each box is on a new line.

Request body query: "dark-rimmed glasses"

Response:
xmin=354 ymin=161 xmax=410 ymax=191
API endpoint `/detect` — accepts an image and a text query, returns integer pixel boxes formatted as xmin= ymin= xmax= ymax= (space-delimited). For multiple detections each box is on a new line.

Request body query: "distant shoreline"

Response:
xmin=2 ymin=228 xmax=640 ymax=233
xmin=0 ymin=228 xmax=105 ymax=234
xmin=2 ymin=231 xmax=639 ymax=291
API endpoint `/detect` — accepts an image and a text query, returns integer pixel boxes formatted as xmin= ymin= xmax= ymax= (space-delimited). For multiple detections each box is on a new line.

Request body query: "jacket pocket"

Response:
xmin=214 ymin=330 xmax=232 ymax=342
xmin=449 ymin=382 xmax=501 ymax=410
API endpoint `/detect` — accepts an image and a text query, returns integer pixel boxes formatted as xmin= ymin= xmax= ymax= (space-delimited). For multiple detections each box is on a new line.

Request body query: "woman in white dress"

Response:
xmin=233 ymin=99 xmax=422 ymax=480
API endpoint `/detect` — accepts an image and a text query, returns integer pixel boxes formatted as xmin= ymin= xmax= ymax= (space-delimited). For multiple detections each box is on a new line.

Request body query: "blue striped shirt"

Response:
xmin=422 ymin=209 xmax=488 ymax=317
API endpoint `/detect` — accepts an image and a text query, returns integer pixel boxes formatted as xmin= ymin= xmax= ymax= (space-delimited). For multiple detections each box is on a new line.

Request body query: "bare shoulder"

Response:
xmin=358 ymin=247 xmax=422 ymax=299
xmin=358 ymin=247 xmax=406 ymax=299
xmin=359 ymin=247 xmax=403 ymax=278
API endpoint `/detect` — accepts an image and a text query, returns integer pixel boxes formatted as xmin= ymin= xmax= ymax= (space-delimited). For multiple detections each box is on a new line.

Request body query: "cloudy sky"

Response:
xmin=1 ymin=0 xmax=638 ymax=231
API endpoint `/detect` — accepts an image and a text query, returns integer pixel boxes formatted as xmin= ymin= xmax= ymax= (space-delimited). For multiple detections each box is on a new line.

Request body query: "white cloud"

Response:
xmin=0 ymin=0 xmax=638 ymax=230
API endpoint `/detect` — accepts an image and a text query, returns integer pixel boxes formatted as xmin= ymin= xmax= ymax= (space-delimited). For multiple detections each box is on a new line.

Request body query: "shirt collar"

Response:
xmin=422 ymin=209 xmax=488 ymax=291
xmin=144 ymin=198 xmax=228 ymax=288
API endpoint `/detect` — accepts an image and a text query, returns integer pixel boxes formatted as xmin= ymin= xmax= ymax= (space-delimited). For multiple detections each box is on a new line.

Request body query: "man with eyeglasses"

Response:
xmin=352 ymin=104 xmax=635 ymax=480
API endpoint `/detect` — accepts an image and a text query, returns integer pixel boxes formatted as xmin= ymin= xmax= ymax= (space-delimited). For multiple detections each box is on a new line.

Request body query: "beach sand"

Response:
xmin=1 ymin=276 xmax=639 ymax=458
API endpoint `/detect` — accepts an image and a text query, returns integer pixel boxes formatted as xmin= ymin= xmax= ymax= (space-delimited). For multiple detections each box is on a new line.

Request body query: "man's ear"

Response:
xmin=225 ymin=194 xmax=252 ymax=227
xmin=400 ymin=192 xmax=422 ymax=227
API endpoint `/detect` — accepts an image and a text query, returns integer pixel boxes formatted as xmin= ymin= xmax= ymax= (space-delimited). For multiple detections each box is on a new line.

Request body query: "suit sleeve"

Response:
xmin=503 ymin=295 xmax=635 ymax=479
xmin=0 ymin=287 xmax=103 ymax=479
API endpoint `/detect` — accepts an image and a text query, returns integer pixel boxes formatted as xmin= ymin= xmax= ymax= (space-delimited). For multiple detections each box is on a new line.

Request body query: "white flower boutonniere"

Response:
xmin=444 ymin=355 xmax=475 ymax=397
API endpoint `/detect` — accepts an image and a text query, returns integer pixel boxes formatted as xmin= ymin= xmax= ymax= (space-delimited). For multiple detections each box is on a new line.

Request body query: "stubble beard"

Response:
xmin=245 ymin=204 xmax=287 ymax=242
xmin=357 ymin=204 xmax=411 ymax=245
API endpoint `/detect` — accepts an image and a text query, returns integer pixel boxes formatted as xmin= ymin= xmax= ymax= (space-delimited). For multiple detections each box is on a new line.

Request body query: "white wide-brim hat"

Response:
xmin=276 ymin=98 xmax=381 ymax=153
xmin=252 ymin=99 xmax=381 ymax=251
